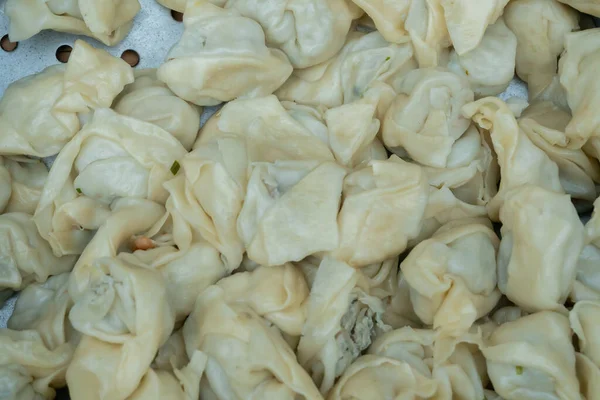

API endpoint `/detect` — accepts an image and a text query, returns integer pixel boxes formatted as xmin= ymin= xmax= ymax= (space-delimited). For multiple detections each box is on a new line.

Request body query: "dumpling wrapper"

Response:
xmin=0 ymin=329 xmax=74 ymax=400
xmin=8 ymin=273 xmax=75 ymax=351
xmin=182 ymin=285 xmax=323 ymax=399
xmin=482 ymin=311 xmax=582 ymax=400
xmin=33 ymin=109 xmax=186 ymax=257
xmin=0 ymin=156 xmax=48 ymax=215
xmin=497 ymin=186 xmax=584 ymax=313
xmin=66 ymin=255 xmax=175 ymax=400
xmin=572 ymin=198 xmax=600 ymax=302
xmin=504 ymin=0 xmax=579 ymax=99
xmin=297 ymin=257 xmax=389 ymax=394
xmin=334 ymin=155 xmax=429 ymax=267
xmin=238 ymin=160 xmax=346 ymax=267
xmin=0 ymin=65 xmax=79 ymax=157
xmin=209 ymin=0 xmax=361 ymax=68
xmin=570 ymin=301 xmax=600 ymax=369
xmin=156 ymin=0 xmax=186 ymax=12
xmin=157 ymin=1 xmax=292 ymax=106
xmin=55 ymin=40 xmax=134 ymax=114
xmin=463 ymin=97 xmax=563 ymax=220
xmin=441 ymin=0 xmax=510 ymax=55
xmin=559 ymin=29 xmax=600 ymax=149
xmin=447 ymin=18 xmax=517 ymax=97
xmin=276 ymin=31 xmax=416 ymax=109
xmin=113 ymin=69 xmax=202 ymax=150
xmin=557 ymin=0 xmax=600 ymax=16
xmin=518 ymin=101 xmax=600 ymax=203
xmin=0 ymin=213 xmax=76 ymax=304
xmin=382 ymin=68 xmax=474 ymax=168
xmin=402 ymin=220 xmax=501 ymax=336
xmin=5 ymin=0 xmax=140 ymax=45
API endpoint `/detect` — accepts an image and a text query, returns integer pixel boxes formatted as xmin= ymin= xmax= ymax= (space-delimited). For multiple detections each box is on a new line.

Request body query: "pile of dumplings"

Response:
xmin=3 ymin=0 xmax=600 ymax=399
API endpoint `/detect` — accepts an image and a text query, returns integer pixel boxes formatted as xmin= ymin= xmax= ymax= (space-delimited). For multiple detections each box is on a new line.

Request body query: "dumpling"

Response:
xmin=4 ymin=0 xmax=140 ymax=45
xmin=572 ymin=198 xmax=600 ymax=302
xmin=67 ymin=198 xmax=166 ymax=297
xmin=0 ymin=65 xmax=79 ymax=157
xmin=121 ymin=241 xmax=230 ymax=324
xmin=497 ymin=186 xmax=584 ymax=313
xmin=0 ymin=329 xmax=74 ymax=400
xmin=482 ymin=311 xmax=581 ymax=400
xmin=327 ymin=355 xmax=438 ymax=400
xmin=0 ymin=213 xmax=76 ymax=305
xmin=113 ymin=69 xmax=202 ymax=150
xmin=276 ymin=31 xmax=416 ymax=109
xmin=210 ymin=0 xmax=361 ymax=68
xmin=440 ymin=0 xmax=510 ymax=55
xmin=33 ymin=109 xmax=186 ymax=257
xmin=415 ymin=125 xmax=498 ymax=242
xmin=239 ymin=160 xmax=346 ymax=267
xmin=334 ymin=155 xmax=429 ymax=267
xmin=153 ymin=330 xmax=189 ymax=371
xmin=55 ymin=40 xmax=134 ymax=114
xmin=402 ymin=220 xmax=501 ymax=336
xmin=576 ymin=352 xmax=600 ymax=400
xmin=447 ymin=18 xmax=517 ymax=97
xmin=570 ymin=301 xmax=600 ymax=369
xmin=463 ymin=97 xmax=563 ymax=220
xmin=0 ymin=156 xmax=48 ymax=214
xmin=128 ymin=352 xmax=207 ymax=400
xmin=558 ymin=29 xmax=600 ymax=149
xmin=503 ymin=0 xmax=579 ymax=99
xmin=157 ymin=1 xmax=293 ymax=106
xmin=213 ymin=264 xmax=309 ymax=336
xmin=518 ymin=101 xmax=600 ymax=203
xmin=8 ymin=273 xmax=74 ymax=350
xmin=382 ymin=68 xmax=474 ymax=168
xmin=348 ymin=0 xmax=414 ymax=44
xmin=297 ymin=257 xmax=389 ymax=394
xmin=181 ymin=285 xmax=323 ymax=399
xmin=66 ymin=255 xmax=175 ymax=400
xmin=557 ymin=0 xmax=600 ymax=16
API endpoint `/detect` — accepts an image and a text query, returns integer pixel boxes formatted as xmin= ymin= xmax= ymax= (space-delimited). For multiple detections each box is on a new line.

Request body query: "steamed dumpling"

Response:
xmin=239 ymin=160 xmax=346 ymax=267
xmin=463 ymin=97 xmax=563 ymax=220
xmin=441 ymin=0 xmax=510 ymax=55
xmin=66 ymin=255 xmax=175 ymax=400
xmin=572 ymin=198 xmax=600 ymax=302
xmin=297 ymin=257 xmax=389 ymax=394
xmin=55 ymin=40 xmax=134 ymax=114
xmin=402 ymin=220 xmax=501 ymax=336
xmin=0 ymin=213 xmax=76 ymax=305
xmin=0 ymin=329 xmax=74 ymax=400
xmin=518 ymin=101 xmax=600 ymax=203
xmin=182 ymin=284 xmax=323 ymax=399
xmin=157 ymin=1 xmax=293 ymax=106
xmin=0 ymin=65 xmax=79 ymax=157
xmin=571 ymin=301 xmax=600 ymax=370
xmin=33 ymin=109 xmax=186 ymax=257
xmin=276 ymin=31 xmax=417 ymax=109
xmin=334 ymin=155 xmax=429 ymax=267
xmin=8 ymin=273 xmax=75 ymax=350
xmin=559 ymin=29 xmax=600 ymax=148
xmin=0 ymin=156 xmax=48 ymax=214
xmin=497 ymin=186 xmax=584 ymax=313
xmin=382 ymin=68 xmax=474 ymax=168
xmin=113 ymin=70 xmax=202 ymax=150
xmin=503 ymin=0 xmax=579 ymax=99
xmin=557 ymin=0 xmax=600 ymax=16
xmin=209 ymin=0 xmax=361 ymax=68
xmin=482 ymin=311 xmax=581 ymax=400
xmin=5 ymin=0 xmax=140 ymax=45
xmin=447 ymin=18 xmax=517 ymax=97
